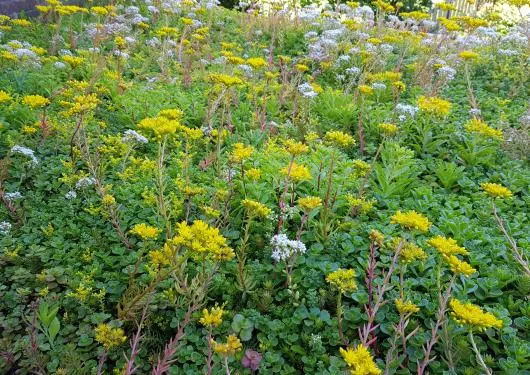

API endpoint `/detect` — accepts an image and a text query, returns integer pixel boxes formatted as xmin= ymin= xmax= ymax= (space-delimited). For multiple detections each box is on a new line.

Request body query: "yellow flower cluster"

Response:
xmin=298 ymin=196 xmax=322 ymax=211
xmin=149 ymin=243 xmax=175 ymax=268
xmin=230 ymin=143 xmax=254 ymax=163
xmin=395 ymin=298 xmax=420 ymax=314
xmin=62 ymin=55 xmax=85 ymax=67
xmin=352 ymin=159 xmax=371 ymax=177
xmin=246 ymin=168 xmax=261 ymax=180
xmin=209 ymin=73 xmax=244 ymax=87
xmin=339 ymin=344 xmax=381 ymax=375
xmin=358 ymin=85 xmax=374 ymax=95
xmin=480 ymin=182 xmax=512 ymax=198
xmin=443 ymin=254 xmax=476 ymax=277
xmin=94 ymin=324 xmax=127 ymax=350
xmin=246 ymin=57 xmax=267 ymax=69
xmin=450 ymin=299 xmax=503 ymax=331
xmin=346 ymin=196 xmax=374 ymax=215
xmin=211 ymin=334 xmax=242 ymax=356
xmin=390 ymin=210 xmax=431 ymax=232
xmin=465 ymin=118 xmax=503 ymax=140
xmin=325 ymin=131 xmax=356 ymax=148
xmin=427 ymin=236 xmax=468 ymax=256
xmin=200 ymin=305 xmax=224 ymax=328
xmin=138 ymin=116 xmax=181 ymax=138
xmin=326 ymin=268 xmax=357 ymax=293
xmin=378 ymin=123 xmax=398 ymax=137
xmin=284 ymin=139 xmax=309 ymax=156
xmin=130 ymin=223 xmax=161 ymax=240
xmin=459 ymin=50 xmax=479 ymax=60
xmin=62 ymin=93 xmax=99 ymax=117
xmin=242 ymin=199 xmax=271 ymax=219
xmin=172 ymin=220 xmax=234 ymax=261
xmin=418 ymin=96 xmax=452 ymax=116
xmin=101 ymin=194 xmax=116 ymax=206
xmin=282 ymin=162 xmax=312 ymax=182
xmin=397 ymin=239 xmax=427 ymax=264
xmin=23 ymin=95 xmax=50 ymax=109
xmin=0 ymin=90 xmax=12 ymax=104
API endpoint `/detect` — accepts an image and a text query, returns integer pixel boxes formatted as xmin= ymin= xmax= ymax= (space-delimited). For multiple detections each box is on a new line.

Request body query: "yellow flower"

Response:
xmin=137 ymin=116 xmax=181 ymax=138
xmin=459 ymin=50 xmax=479 ymax=60
xmin=378 ymin=123 xmax=398 ymax=137
xmin=62 ymin=93 xmax=99 ymax=116
xmin=94 ymin=324 xmax=127 ymax=350
xmin=284 ymin=139 xmax=309 ymax=156
xmin=281 ymin=162 xmax=312 ymax=182
xmin=395 ymin=298 xmax=420 ymax=314
xmin=62 ymin=55 xmax=85 ymax=68
xmin=211 ymin=334 xmax=242 ymax=356
xmin=158 ymin=108 xmax=184 ymax=120
xmin=91 ymin=6 xmax=109 ymax=16
xmin=295 ymin=63 xmax=310 ymax=72
xmin=230 ymin=143 xmax=254 ymax=163
xmin=11 ymin=19 xmax=31 ymax=27
xmin=0 ymin=90 xmax=12 ymax=104
xmin=427 ymin=236 xmax=468 ymax=256
xmin=418 ymin=96 xmax=452 ymax=116
xmin=346 ymin=196 xmax=374 ymax=215
xmin=326 ymin=268 xmax=357 ymax=293
xmin=149 ymin=243 xmax=175 ymax=268
xmin=1 ymin=51 xmax=17 ymax=61
xmin=339 ymin=344 xmax=381 ymax=375
xmin=325 ymin=131 xmax=355 ymax=148
xmin=23 ymin=95 xmax=50 ymax=109
xmin=465 ymin=118 xmax=503 ymax=140
xmin=443 ymin=255 xmax=476 ymax=277
xmin=246 ymin=168 xmax=261 ymax=181
xmin=172 ymin=220 xmax=234 ymax=261
xmin=298 ymin=196 xmax=322 ymax=211
xmin=358 ymin=85 xmax=374 ymax=95
xmin=397 ymin=239 xmax=427 ymax=264
xmin=246 ymin=57 xmax=267 ymax=69
xmin=352 ymin=159 xmax=371 ymax=177
xmin=480 ymin=182 xmax=512 ymax=198
xmin=209 ymin=73 xmax=244 ymax=87
xmin=439 ymin=17 xmax=462 ymax=32
xmin=450 ymin=299 xmax=503 ymax=331
xmin=200 ymin=306 xmax=224 ymax=328
xmin=390 ymin=210 xmax=431 ymax=232
xmin=242 ymin=199 xmax=271 ymax=219
xmin=101 ymin=194 xmax=116 ymax=206
xmin=130 ymin=223 xmax=161 ymax=240
xmin=181 ymin=17 xmax=194 ymax=25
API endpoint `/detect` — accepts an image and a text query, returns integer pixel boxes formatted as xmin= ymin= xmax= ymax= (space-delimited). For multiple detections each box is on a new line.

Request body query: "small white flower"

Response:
xmin=65 ymin=190 xmax=77 ymax=200
xmin=122 ymin=129 xmax=148 ymax=144
xmin=75 ymin=177 xmax=97 ymax=189
xmin=0 ymin=221 xmax=12 ymax=235
xmin=11 ymin=145 xmax=38 ymax=166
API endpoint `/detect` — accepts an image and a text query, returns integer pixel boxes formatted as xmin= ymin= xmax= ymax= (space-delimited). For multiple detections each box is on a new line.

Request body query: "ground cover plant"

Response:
xmin=0 ymin=0 xmax=529 ymax=374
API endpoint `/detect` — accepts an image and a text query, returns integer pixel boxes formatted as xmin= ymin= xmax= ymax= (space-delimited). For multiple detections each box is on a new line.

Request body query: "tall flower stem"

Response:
xmin=468 ymin=331 xmax=492 ymax=375
xmin=417 ymin=275 xmax=456 ymax=375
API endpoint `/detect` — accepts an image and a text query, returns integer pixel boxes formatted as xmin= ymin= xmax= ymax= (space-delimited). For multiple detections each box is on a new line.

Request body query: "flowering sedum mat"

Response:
xmin=0 ymin=0 xmax=529 ymax=374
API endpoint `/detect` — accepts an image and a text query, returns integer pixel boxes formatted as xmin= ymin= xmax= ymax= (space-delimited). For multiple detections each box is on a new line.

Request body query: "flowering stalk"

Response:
xmin=155 ymin=137 xmax=172 ymax=237
xmin=417 ymin=274 xmax=456 ymax=375
xmin=236 ymin=216 xmax=253 ymax=297
xmin=124 ymin=296 xmax=151 ymax=375
xmin=468 ymin=331 xmax=492 ymax=375
xmin=359 ymin=240 xmax=404 ymax=349
xmin=277 ymin=155 xmax=295 ymax=233
xmin=492 ymin=202 xmax=530 ymax=277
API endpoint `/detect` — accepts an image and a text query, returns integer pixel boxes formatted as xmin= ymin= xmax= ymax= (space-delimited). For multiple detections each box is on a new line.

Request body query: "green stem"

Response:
xmin=468 ymin=331 xmax=492 ymax=375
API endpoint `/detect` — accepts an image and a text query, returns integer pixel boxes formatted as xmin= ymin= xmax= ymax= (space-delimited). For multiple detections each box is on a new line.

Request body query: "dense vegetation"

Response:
xmin=0 ymin=0 xmax=529 ymax=374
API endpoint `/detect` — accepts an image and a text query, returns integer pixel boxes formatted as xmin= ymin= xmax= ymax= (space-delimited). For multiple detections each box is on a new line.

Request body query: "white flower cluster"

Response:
xmin=75 ymin=177 xmax=97 ymax=189
xmin=0 ymin=221 xmax=12 ymax=235
xmin=270 ymin=234 xmax=306 ymax=262
xmin=123 ymin=129 xmax=148 ymax=144
xmin=4 ymin=192 xmax=23 ymax=201
xmin=396 ymin=103 xmax=419 ymax=121
xmin=298 ymin=83 xmax=318 ymax=98
xmin=11 ymin=145 xmax=38 ymax=166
